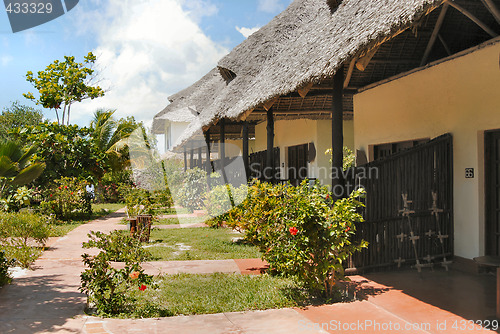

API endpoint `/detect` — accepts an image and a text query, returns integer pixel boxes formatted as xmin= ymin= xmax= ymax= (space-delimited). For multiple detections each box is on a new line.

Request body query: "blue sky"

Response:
xmin=0 ymin=0 xmax=292 ymax=127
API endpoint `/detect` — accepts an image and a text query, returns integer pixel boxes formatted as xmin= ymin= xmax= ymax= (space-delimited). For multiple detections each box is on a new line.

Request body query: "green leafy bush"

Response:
xmin=39 ymin=177 xmax=92 ymax=220
xmin=174 ymin=168 xmax=208 ymax=212
xmin=0 ymin=250 xmax=15 ymax=286
xmin=83 ymin=230 xmax=151 ymax=263
xmin=123 ymin=188 xmax=155 ymax=218
xmin=0 ymin=186 xmax=35 ymax=212
xmin=205 ymin=184 xmax=248 ymax=221
xmin=80 ymin=230 xmax=153 ymax=315
xmin=0 ymin=211 xmax=50 ymax=267
xmin=0 ymin=211 xmax=50 ymax=245
xmin=223 ymin=181 xmax=367 ymax=296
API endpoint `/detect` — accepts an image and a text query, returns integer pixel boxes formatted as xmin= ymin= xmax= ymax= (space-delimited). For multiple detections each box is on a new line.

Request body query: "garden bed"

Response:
xmin=96 ymin=272 xmax=318 ymax=318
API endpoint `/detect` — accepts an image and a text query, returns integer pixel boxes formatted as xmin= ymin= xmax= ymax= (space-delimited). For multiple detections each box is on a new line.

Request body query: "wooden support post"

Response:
xmin=266 ymin=108 xmax=275 ymax=183
xmin=332 ymin=64 xmax=345 ymax=200
xmin=242 ymin=122 xmax=250 ymax=181
xmin=421 ymin=3 xmax=449 ymax=66
xmin=189 ymin=147 xmax=194 ymax=169
xmin=220 ymin=119 xmax=226 ymax=169
xmin=448 ymin=1 xmax=498 ymax=38
xmin=183 ymin=148 xmax=187 ymax=172
xmin=204 ymin=129 xmax=214 ymax=173
xmin=198 ymin=146 xmax=203 ymax=169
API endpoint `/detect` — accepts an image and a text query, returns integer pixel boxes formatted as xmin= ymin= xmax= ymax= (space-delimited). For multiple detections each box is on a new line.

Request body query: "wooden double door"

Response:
xmin=485 ymin=130 xmax=500 ymax=255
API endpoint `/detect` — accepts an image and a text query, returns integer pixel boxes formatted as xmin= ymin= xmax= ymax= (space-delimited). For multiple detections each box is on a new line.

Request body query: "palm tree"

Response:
xmin=90 ymin=109 xmax=139 ymax=171
xmin=0 ymin=141 xmax=45 ymax=196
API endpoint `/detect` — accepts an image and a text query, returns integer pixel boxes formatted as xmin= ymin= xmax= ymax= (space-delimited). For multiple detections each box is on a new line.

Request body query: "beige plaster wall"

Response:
xmin=353 ymin=40 xmax=500 ymax=259
xmin=255 ymin=119 xmax=355 ymax=186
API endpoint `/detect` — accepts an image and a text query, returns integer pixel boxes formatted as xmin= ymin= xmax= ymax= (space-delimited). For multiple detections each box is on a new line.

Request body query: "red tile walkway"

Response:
xmin=0 ymin=209 xmax=498 ymax=333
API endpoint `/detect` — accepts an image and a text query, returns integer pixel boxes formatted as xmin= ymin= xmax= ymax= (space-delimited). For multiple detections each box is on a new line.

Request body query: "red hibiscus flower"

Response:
xmin=289 ymin=227 xmax=298 ymax=236
xmin=346 ymin=227 xmax=351 ymax=232
xmin=326 ymin=194 xmax=330 ymax=200
xmin=139 ymin=284 xmax=147 ymax=291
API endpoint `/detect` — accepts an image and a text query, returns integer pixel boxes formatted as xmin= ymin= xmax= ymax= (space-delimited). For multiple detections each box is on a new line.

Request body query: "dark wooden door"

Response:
xmin=485 ymin=130 xmax=500 ymax=256
xmin=288 ymin=144 xmax=308 ymax=186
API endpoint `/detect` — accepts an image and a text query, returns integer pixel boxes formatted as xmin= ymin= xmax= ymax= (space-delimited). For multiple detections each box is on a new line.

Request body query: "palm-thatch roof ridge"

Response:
xmin=152 ymin=68 xmax=227 ymax=134
xmin=171 ymin=0 xmax=445 ymax=146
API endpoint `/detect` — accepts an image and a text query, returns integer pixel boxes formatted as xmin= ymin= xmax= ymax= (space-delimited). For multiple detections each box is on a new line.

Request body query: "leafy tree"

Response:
xmin=0 ymin=102 xmax=43 ymax=142
xmin=0 ymin=141 xmax=45 ymax=197
xmin=23 ymin=52 xmax=104 ymax=125
xmin=11 ymin=122 xmax=106 ymax=186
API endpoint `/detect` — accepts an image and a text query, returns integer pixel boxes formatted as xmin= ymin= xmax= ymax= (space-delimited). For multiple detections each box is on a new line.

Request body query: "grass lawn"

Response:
xmin=155 ymin=217 xmax=179 ymax=225
xmin=49 ymin=203 xmax=125 ymax=237
xmin=124 ymin=273 xmax=313 ymax=318
xmin=155 ymin=216 xmax=207 ymax=226
xmin=146 ymin=227 xmax=261 ymax=261
xmin=157 ymin=207 xmax=190 ymax=215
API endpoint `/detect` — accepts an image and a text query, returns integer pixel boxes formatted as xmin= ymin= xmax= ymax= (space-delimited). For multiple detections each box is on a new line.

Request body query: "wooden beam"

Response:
xmin=438 ymin=33 xmax=452 ymax=56
xmin=332 ymin=65 xmax=345 ymax=199
xmin=356 ymin=46 xmax=379 ymax=71
xmin=344 ymin=59 xmax=356 ymax=89
xmin=262 ymin=97 xmax=278 ymax=111
xmin=448 ymin=0 xmax=498 ymax=38
xmin=266 ymin=108 xmax=275 ymax=183
xmin=242 ymin=122 xmax=249 ymax=180
xmin=421 ymin=3 xmax=449 ymax=66
xmin=481 ymin=0 xmax=500 ymax=25
xmin=297 ymin=82 xmax=314 ymax=98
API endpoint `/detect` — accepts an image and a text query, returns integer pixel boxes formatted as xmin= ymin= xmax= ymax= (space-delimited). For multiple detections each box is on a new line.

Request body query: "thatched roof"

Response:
xmin=168 ymin=0 xmax=446 ymax=146
xmin=152 ymin=68 xmax=227 ymax=134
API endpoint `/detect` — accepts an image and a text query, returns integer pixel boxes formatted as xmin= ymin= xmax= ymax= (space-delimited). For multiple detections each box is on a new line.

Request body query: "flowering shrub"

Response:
xmin=225 ymin=181 xmax=367 ymax=296
xmin=80 ymin=230 xmax=153 ymax=315
xmin=98 ymin=170 xmax=133 ymax=203
xmin=40 ymin=177 xmax=92 ymax=220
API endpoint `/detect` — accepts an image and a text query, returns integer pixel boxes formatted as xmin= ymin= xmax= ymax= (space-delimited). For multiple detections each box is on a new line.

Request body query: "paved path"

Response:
xmin=0 ymin=210 xmax=497 ymax=333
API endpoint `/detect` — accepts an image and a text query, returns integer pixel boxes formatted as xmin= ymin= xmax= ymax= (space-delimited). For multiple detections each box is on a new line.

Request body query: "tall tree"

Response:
xmin=23 ymin=52 xmax=105 ymax=125
xmin=0 ymin=102 xmax=44 ymax=142
xmin=89 ymin=109 xmax=140 ymax=171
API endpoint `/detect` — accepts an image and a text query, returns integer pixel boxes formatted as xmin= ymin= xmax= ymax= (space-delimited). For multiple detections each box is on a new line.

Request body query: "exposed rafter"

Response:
xmin=438 ymin=34 xmax=452 ymax=55
xmin=480 ymin=0 xmax=500 ymax=25
xmin=344 ymin=59 xmax=356 ymax=88
xmin=421 ymin=3 xmax=449 ymax=66
xmin=448 ymin=0 xmax=498 ymax=38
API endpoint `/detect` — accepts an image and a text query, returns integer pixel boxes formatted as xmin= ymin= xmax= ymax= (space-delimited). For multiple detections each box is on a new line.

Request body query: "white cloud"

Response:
xmin=0 ymin=55 xmax=13 ymax=66
xmin=236 ymin=26 xmax=260 ymax=38
xmin=257 ymin=0 xmax=285 ymax=13
xmin=71 ymin=0 xmax=228 ymax=126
